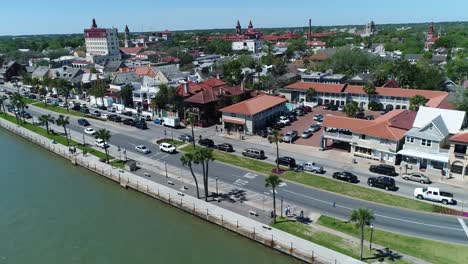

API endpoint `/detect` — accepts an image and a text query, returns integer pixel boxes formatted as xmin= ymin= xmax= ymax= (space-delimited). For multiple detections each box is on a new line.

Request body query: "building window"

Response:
xmin=406 ymin=137 xmax=414 ymax=143
xmin=451 ymin=163 xmax=463 ymax=174
xmin=454 ymin=144 xmax=467 ymax=155
xmin=360 ymin=135 xmax=366 ymax=140
xmin=230 ymin=113 xmax=237 ymax=117
xmin=421 ymin=139 xmax=432 ymax=147
xmin=355 ymin=146 xmax=372 ymax=156
xmin=404 ymin=156 xmax=418 ymax=165
xmin=431 ymin=161 xmax=444 ymax=170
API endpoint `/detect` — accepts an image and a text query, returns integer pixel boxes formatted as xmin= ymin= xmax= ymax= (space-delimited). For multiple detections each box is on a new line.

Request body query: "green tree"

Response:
xmin=90 ymin=80 xmax=107 ymax=107
xmin=39 ymin=114 xmax=55 ymax=134
xmin=185 ymin=113 xmax=196 ymax=148
xmin=325 ymin=48 xmax=380 ymax=76
xmin=446 ymin=58 xmax=468 ymax=84
xmin=306 ymin=88 xmax=317 ymax=102
xmin=10 ymin=93 xmax=26 ymax=124
xmin=344 ymin=101 xmax=359 ymax=117
xmin=349 ymin=208 xmax=375 ymax=260
xmin=0 ymin=95 xmax=7 ymax=115
xmin=451 ymin=87 xmax=468 ymax=113
xmin=57 ymin=79 xmax=73 ymax=112
xmin=268 ymin=130 xmax=282 ymax=173
xmin=180 ymin=152 xmax=200 ymax=199
xmin=120 ymin=84 xmax=134 ymax=107
xmin=206 ymin=39 xmax=232 ymax=55
xmin=153 ymin=84 xmax=170 ymax=114
xmin=265 ymin=174 xmax=282 ymax=223
xmin=363 ymin=83 xmax=377 ymax=108
xmin=194 ymin=147 xmax=214 ymax=201
xmin=409 ymin=95 xmax=428 ymax=111
xmin=56 ymin=115 xmax=70 ymax=146
xmin=95 ymin=129 xmax=111 ymax=163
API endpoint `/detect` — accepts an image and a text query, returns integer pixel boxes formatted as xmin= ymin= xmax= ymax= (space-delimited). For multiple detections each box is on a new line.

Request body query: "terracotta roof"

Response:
xmin=203 ymin=77 xmax=226 ymax=88
xmin=450 ymin=132 xmax=468 ymax=144
xmin=176 ymin=82 xmax=210 ymax=97
xmin=223 ymin=118 xmax=245 ymax=125
xmin=220 ymin=95 xmax=287 ymax=116
xmin=120 ymin=47 xmax=143 ymax=54
xmin=184 ymin=89 xmax=218 ymax=104
xmin=223 ymin=85 xmax=245 ymax=96
xmin=284 ymin=82 xmax=346 ymax=93
xmin=382 ymin=79 xmax=400 ymax=88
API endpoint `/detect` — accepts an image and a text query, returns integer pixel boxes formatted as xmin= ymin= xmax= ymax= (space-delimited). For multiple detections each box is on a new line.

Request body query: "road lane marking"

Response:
xmin=234 ymin=179 xmax=249 ymax=187
xmin=243 ymin=172 xmax=258 ymax=179
xmin=282 ymin=189 xmax=463 ymax=232
xmin=458 ymin=218 xmax=468 ymax=238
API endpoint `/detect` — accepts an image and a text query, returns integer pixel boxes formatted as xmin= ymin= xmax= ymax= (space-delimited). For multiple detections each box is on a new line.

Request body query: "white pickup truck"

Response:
xmin=414 ymin=187 xmax=455 ymax=205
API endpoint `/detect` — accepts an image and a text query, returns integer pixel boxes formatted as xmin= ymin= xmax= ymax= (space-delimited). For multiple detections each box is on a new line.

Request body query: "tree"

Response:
xmin=363 ymin=83 xmax=376 ymax=102
xmin=90 ymin=80 xmax=107 ymax=107
xmin=268 ymin=130 xmax=282 ymax=173
xmin=57 ymin=79 xmax=73 ymax=112
xmin=265 ymin=174 xmax=282 ymax=223
xmin=39 ymin=114 xmax=55 ymax=134
xmin=10 ymin=93 xmax=26 ymax=124
xmin=56 ymin=115 xmax=70 ymax=146
xmin=344 ymin=101 xmax=359 ymax=117
xmin=95 ymin=129 xmax=111 ymax=163
xmin=206 ymin=39 xmax=232 ymax=55
xmin=37 ymin=86 xmax=48 ymax=107
xmin=409 ymin=95 xmax=428 ymax=111
xmin=180 ymin=152 xmax=200 ymax=199
xmin=194 ymin=147 xmax=214 ymax=201
xmin=446 ymin=58 xmax=468 ymax=84
xmin=306 ymin=88 xmax=317 ymax=102
xmin=0 ymin=95 xmax=7 ymax=115
xmin=349 ymin=208 xmax=375 ymax=260
xmin=120 ymin=84 xmax=134 ymax=107
xmin=185 ymin=113 xmax=196 ymax=148
xmin=451 ymin=86 xmax=468 ymax=113
xmin=153 ymin=84 xmax=170 ymax=115
xmin=325 ymin=48 xmax=380 ymax=76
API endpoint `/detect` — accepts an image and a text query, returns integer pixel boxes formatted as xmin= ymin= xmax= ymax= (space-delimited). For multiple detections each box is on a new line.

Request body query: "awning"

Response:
xmin=223 ymin=118 xmax=245 ymax=125
xmin=397 ymin=149 xmax=449 ymax=163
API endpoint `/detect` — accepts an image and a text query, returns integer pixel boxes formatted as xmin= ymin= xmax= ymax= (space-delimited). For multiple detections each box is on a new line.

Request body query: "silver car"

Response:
xmin=301 ymin=130 xmax=313 ymax=138
xmin=308 ymin=123 xmax=321 ymax=132
xmin=402 ymin=172 xmax=431 ymax=184
xmin=282 ymin=131 xmax=298 ymax=142
xmin=135 ymin=144 xmax=151 ymax=154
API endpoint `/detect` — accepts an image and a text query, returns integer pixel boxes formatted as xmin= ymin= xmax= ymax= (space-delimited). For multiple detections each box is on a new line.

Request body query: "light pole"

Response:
xmin=280 ymin=196 xmax=284 ymax=218
xmin=123 ymin=149 xmax=127 ymax=161
xmin=215 ymin=177 xmax=219 ymax=197
xmin=164 ymin=161 xmax=168 ymax=179
xmin=82 ymin=131 xmax=86 ymax=146
xmin=369 ymin=224 xmax=374 ymax=250
xmin=117 ymin=146 xmax=121 ymax=160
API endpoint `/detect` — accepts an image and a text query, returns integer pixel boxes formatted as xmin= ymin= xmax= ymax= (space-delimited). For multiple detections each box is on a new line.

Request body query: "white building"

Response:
xmin=232 ymin=40 xmax=262 ymax=53
xmin=84 ymin=19 xmax=121 ymax=64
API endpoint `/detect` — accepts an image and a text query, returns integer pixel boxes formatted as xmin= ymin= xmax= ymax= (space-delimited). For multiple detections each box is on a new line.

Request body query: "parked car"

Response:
xmin=369 ymin=164 xmax=398 ymax=176
xmin=217 ymin=143 xmax=234 ymax=152
xmin=20 ymin=111 xmax=32 ymax=119
xmin=28 ymin=94 xmax=37 ymax=99
xmin=308 ymin=123 xmax=321 ymax=132
xmin=313 ymin=114 xmax=323 ymax=121
xmin=100 ymin=113 xmax=109 ymax=120
xmin=95 ymin=138 xmax=108 ymax=148
xmin=198 ymin=138 xmax=215 ymax=147
xmin=367 ymin=176 xmax=396 ymax=191
xmin=80 ymin=107 xmax=90 ymax=114
xmin=414 ymin=187 xmax=454 ymax=205
xmin=178 ymin=134 xmax=194 ymax=142
xmin=301 ymin=130 xmax=313 ymax=138
xmin=159 ymin=142 xmax=176 ymax=153
xmin=297 ymin=162 xmax=324 ymax=173
xmin=135 ymin=144 xmax=151 ymax=154
xmin=295 ymin=109 xmax=305 ymax=116
xmin=278 ymin=116 xmax=290 ymax=125
xmin=288 ymin=115 xmax=297 ymax=122
xmin=84 ymin=127 xmax=96 ymax=135
xmin=77 ymin=118 xmax=90 ymax=126
xmin=276 ymin=156 xmax=297 ymax=168
xmin=108 ymin=106 xmax=117 ymax=112
xmin=153 ymin=118 xmax=164 ymax=125
xmin=242 ymin=148 xmax=265 ymax=159
xmin=332 ymin=171 xmax=358 ymax=183
xmin=91 ymin=110 xmax=101 ymax=117
xmin=123 ymin=119 xmax=135 ymax=126
xmin=365 ymin=115 xmax=374 ymax=120
xmin=58 ymin=102 xmax=67 ymax=108
xmin=338 ymin=105 xmax=345 ymax=111
xmin=107 ymin=114 xmax=121 ymax=122
xmin=355 ymin=112 xmax=365 ymax=119
xmin=135 ymin=121 xmax=148 ymax=130
xmin=323 ymin=104 xmax=330 ymax=110
xmin=122 ymin=111 xmax=133 ymax=116
xmin=329 ymin=105 xmax=338 ymax=111
xmin=71 ymin=104 xmax=81 ymax=111
xmin=96 ymin=105 xmax=107 ymax=110
xmin=282 ymin=130 xmax=298 ymax=142
xmin=402 ymin=172 xmax=432 ymax=184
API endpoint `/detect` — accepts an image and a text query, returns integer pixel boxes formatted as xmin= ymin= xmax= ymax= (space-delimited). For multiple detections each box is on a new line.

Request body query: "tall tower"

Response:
xmin=235 ymin=20 xmax=242 ymax=35
xmin=427 ymin=22 xmax=435 ymax=40
xmin=92 ymin=18 xmax=97 ymax=28
xmin=124 ymin=25 xmax=130 ymax=48
xmin=248 ymin=20 xmax=253 ymax=30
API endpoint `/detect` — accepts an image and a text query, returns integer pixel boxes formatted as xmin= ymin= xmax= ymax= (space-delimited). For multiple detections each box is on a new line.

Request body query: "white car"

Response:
xmin=84 ymin=127 xmax=96 ymax=135
xmin=95 ymin=138 xmax=108 ymax=148
xmin=278 ymin=116 xmax=290 ymax=125
xmin=159 ymin=142 xmax=176 ymax=153
xmin=100 ymin=113 xmax=109 ymax=120
xmin=135 ymin=144 xmax=151 ymax=154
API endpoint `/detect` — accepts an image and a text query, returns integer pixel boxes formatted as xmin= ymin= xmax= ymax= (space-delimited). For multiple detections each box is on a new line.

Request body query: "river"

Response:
xmin=0 ymin=129 xmax=298 ymax=264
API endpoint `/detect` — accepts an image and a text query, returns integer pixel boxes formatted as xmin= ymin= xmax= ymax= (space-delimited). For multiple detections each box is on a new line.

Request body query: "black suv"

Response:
xmin=108 ymin=114 xmax=121 ymax=122
xmin=198 ymin=138 xmax=215 ymax=148
xmin=217 ymin=143 xmax=233 ymax=152
xmin=367 ymin=176 xmax=396 ymax=191
xmin=135 ymin=121 xmax=148 ymax=130
xmin=80 ymin=107 xmax=90 ymax=114
xmin=275 ymin=156 xmax=296 ymax=168
xmin=369 ymin=164 xmax=398 ymax=176
xmin=77 ymin=118 xmax=90 ymax=126
xmin=332 ymin=171 xmax=358 ymax=183
xmin=123 ymin=118 xmax=135 ymax=126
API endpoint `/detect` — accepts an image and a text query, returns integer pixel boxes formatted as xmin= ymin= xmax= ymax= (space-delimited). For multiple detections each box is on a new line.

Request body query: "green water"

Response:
xmin=0 ymin=129 xmax=298 ymax=264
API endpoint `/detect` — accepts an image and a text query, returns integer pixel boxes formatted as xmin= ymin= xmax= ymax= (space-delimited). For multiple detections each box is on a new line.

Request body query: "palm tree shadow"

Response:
xmin=363 ymin=248 xmax=403 ymax=262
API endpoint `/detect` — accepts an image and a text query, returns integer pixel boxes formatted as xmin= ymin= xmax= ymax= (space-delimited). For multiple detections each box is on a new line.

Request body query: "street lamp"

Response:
xmin=82 ymin=131 xmax=86 ymax=146
xmin=164 ymin=161 xmax=168 ymax=179
xmin=369 ymin=224 xmax=374 ymax=250
xmin=280 ymin=196 xmax=284 ymax=218
xmin=215 ymin=177 xmax=219 ymax=197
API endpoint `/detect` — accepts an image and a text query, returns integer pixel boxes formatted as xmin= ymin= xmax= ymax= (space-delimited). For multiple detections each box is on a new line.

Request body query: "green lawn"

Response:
xmin=180 ymin=145 xmax=452 ymax=214
xmin=156 ymin=138 xmax=185 ymax=147
xmin=272 ymin=218 xmax=412 ymax=264
xmin=317 ymin=215 xmax=468 ymax=264
xmin=33 ymin=102 xmax=87 ymax=117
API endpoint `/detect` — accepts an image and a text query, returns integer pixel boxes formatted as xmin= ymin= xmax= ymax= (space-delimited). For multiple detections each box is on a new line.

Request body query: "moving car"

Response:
xmin=301 ymin=130 xmax=313 ymax=138
xmin=367 ymin=176 xmax=396 ymax=191
xmin=159 ymin=142 xmax=176 ymax=153
xmin=332 ymin=171 xmax=358 ymax=183
xmin=123 ymin=119 xmax=136 ymax=126
xmin=297 ymin=162 xmax=324 ymax=173
xmin=77 ymin=118 xmax=90 ymax=126
xmin=198 ymin=138 xmax=215 ymax=147
xmin=95 ymin=138 xmax=108 ymax=148
xmin=135 ymin=121 xmax=148 ymax=130
xmin=178 ymin=134 xmax=194 ymax=142
xmin=242 ymin=148 xmax=265 ymax=159
xmin=216 ymin=143 xmax=233 ymax=152
xmin=282 ymin=130 xmax=298 ymax=142
xmin=275 ymin=156 xmax=296 ymax=168
xmin=369 ymin=164 xmax=398 ymax=176
xmin=84 ymin=127 xmax=96 ymax=135
xmin=135 ymin=144 xmax=151 ymax=154
xmin=414 ymin=187 xmax=454 ymax=205
xmin=402 ymin=172 xmax=432 ymax=184
xmin=153 ymin=118 xmax=164 ymax=125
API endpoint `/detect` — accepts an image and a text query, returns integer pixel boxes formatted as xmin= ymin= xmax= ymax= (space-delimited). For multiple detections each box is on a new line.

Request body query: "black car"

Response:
xmin=355 ymin=112 xmax=365 ymax=119
xmin=275 ymin=156 xmax=296 ymax=168
xmin=108 ymin=114 xmax=121 ymax=122
xmin=329 ymin=105 xmax=338 ymax=111
xmin=198 ymin=138 xmax=215 ymax=148
xmin=77 ymin=118 xmax=90 ymax=126
xmin=369 ymin=164 xmax=398 ymax=177
xmin=367 ymin=176 xmax=396 ymax=191
xmin=332 ymin=171 xmax=358 ymax=183
xmin=122 ymin=111 xmax=133 ymax=116
xmin=28 ymin=94 xmax=37 ymax=99
xmin=20 ymin=111 xmax=32 ymax=119
xmin=71 ymin=104 xmax=81 ymax=111
xmin=91 ymin=110 xmax=101 ymax=117
xmin=96 ymin=105 xmax=107 ymax=110
xmin=135 ymin=121 xmax=148 ymax=130
xmin=288 ymin=115 xmax=297 ymax=122
xmin=217 ymin=143 xmax=234 ymax=152
xmin=123 ymin=118 xmax=136 ymax=126
xmin=80 ymin=107 xmax=90 ymax=114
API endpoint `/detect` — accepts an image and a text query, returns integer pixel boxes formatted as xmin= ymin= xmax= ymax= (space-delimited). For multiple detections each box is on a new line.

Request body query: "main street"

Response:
xmin=13 ymin=98 xmax=468 ymax=245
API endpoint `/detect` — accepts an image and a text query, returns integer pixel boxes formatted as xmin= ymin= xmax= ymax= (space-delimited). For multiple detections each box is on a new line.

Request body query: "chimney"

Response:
xmin=308 ymin=18 xmax=312 ymax=40
xmin=184 ymin=82 xmax=189 ymax=94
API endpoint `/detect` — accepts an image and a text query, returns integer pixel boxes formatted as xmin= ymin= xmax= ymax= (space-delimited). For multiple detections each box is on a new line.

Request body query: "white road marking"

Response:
xmin=278 ymin=182 xmax=287 ymax=187
xmin=458 ymin=218 xmax=468 ymax=238
xmin=233 ymin=179 xmax=249 ymax=187
xmin=243 ymin=172 xmax=258 ymax=179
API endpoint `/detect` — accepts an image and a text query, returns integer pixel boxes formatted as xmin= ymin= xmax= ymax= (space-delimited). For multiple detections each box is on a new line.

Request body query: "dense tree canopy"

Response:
xmin=324 ymin=48 xmax=380 ymax=77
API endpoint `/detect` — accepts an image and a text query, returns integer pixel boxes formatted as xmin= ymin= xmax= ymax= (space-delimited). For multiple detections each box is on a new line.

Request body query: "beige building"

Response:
xmin=448 ymin=132 xmax=468 ymax=180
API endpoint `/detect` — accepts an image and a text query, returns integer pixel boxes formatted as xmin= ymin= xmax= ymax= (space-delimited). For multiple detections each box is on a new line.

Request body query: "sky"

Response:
xmin=1 ymin=0 xmax=467 ymax=36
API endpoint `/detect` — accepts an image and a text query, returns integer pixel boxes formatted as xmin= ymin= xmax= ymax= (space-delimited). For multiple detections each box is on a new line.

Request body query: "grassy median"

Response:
xmin=32 ymin=102 xmax=87 ymax=117
xmin=180 ymin=145 xmax=454 ymax=214
xmin=317 ymin=215 xmax=468 ymax=263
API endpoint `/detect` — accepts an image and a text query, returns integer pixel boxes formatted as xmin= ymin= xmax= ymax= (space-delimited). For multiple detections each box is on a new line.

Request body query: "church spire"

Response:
xmin=248 ymin=20 xmax=253 ymax=29
xmin=236 ymin=20 xmax=242 ymax=35
xmin=91 ymin=18 xmax=97 ymax=28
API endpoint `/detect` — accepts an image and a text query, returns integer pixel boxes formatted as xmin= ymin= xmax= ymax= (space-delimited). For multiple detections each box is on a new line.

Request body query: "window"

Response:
xmin=421 ymin=139 xmax=432 ymax=147
xmin=406 ymin=137 xmax=414 ymax=143
xmin=360 ymin=135 xmax=366 ymax=140
xmin=454 ymin=144 xmax=467 ymax=154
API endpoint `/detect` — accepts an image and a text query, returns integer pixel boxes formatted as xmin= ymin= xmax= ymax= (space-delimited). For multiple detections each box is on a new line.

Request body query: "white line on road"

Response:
xmin=458 ymin=218 xmax=468 ymax=239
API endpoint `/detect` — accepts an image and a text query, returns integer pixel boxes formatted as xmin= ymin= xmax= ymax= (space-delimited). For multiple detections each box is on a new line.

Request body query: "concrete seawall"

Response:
xmin=0 ymin=118 xmax=363 ymax=264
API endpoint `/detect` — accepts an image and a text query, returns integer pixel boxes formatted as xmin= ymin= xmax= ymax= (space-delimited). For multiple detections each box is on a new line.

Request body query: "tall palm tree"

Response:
xmin=90 ymin=79 xmax=107 ymax=107
xmin=56 ymin=115 xmax=70 ymax=146
xmin=363 ymin=83 xmax=377 ymax=109
xmin=57 ymin=79 xmax=73 ymax=112
xmin=186 ymin=113 xmax=196 ymax=148
xmin=349 ymin=208 xmax=375 ymax=260
xmin=265 ymin=174 xmax=282 ymax=223
xmin=194 ymin=147 xmax=214 ymax=201
xmin=95 ymin=129 xmax=111 ymax=163
xmin=180 ymin=152 xmax=200 ymax=199
xmin=268 ymin=129 xmax=282 ymax=173
xmin=10 ymin=93 xmax=25 ymax=124
xmin=39 ymin=114 xmax=55 ymax=134
xmin=0 ymin=95 xmax=7 ymax=115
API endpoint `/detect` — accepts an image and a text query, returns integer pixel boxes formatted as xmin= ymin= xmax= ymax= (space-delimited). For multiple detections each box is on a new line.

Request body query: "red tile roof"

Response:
xmin=450 ymin=132 xmax=468 ymax=144
xmin=120 ymin=47 xmax=143 ymax=54
xmin=220 ymin=95 xmax=287 ymax=116
xmin=184 ymin=89 xmax=218 ymax=104
xmin=176 ymin=82 xmax=210 ymax=97
xmin=203 ymin=77 xmax=226 ymax=88
xmin=285 ymin=82 xmax=346 ymax=93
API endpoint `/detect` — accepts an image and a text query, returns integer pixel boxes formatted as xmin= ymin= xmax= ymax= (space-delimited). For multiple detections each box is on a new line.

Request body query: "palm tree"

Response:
xmin=194 ymin=147 xmax=214 ymax=201
xmin=180 ymin=152 xmax=200 ymax=199
xmin=265 ymin=174 xmax=282 ymax=223
xmin=0 ymin=95 xmax=7 ymax=115
xmin=10 ymin=93 xmax=26 ymax=124
xmin=95 ymin=129 xmax=111 ymax=163
xmin=56 ymin=115 xmax=70 ymax=146
xmin=57 ymin=79 xmax=73 ymax=112
xmin=363 ymin=83 xmax=377 ymax=109
xmin=268 ymin=129 xmax=282 ymax=173
xmin=344 ymin=101 xmax=359 ymax=117
xmin=349 ymin=208 xmax=375 ymax=260
xmin=186 ymin=113 xmax=196 ymax=148
xmin=90 ymin=80 xmax=107 ymax=107
xmin=39 ymin=114 xmax=55 ymax=134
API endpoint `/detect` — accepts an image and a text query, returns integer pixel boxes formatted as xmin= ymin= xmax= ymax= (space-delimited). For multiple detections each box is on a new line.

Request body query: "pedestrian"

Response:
xmin=220 ymin=128 xmax=223 ymax=134
xmin=299 ymin=210 xmax=304 ymax=219
xmin=215 ymin=125 xmax=218 ymax=132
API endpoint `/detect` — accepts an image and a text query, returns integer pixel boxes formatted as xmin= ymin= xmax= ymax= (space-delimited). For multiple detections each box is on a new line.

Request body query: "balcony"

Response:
xmin=323 ymin=132 xmax=353 ymax=142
